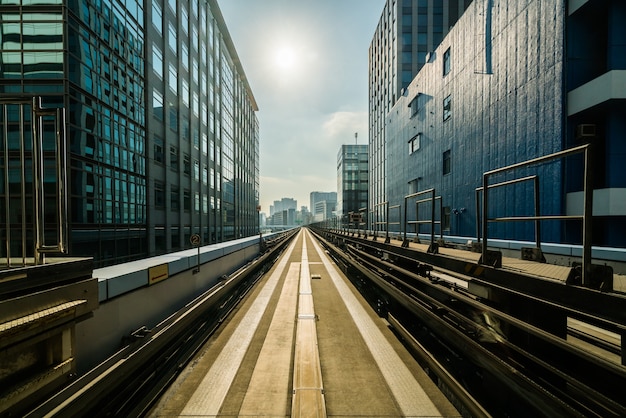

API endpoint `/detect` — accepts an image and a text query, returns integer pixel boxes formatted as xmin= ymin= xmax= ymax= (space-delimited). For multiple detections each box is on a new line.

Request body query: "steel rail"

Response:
xmin=308 ymin=229 xmax=626 ymax=417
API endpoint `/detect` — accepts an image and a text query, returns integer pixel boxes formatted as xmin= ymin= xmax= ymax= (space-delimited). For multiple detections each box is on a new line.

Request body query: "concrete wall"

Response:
xmin=74 ymin=238 xmax=261 ymax=372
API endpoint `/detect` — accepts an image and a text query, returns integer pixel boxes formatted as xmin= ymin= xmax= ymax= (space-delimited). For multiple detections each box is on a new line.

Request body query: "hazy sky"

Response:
xmin=217 ymin=0 xmax=384 ymax=213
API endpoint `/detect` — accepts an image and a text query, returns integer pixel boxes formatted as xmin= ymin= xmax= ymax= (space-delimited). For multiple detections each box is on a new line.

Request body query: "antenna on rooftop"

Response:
xmin=355 ymin=132 xmax=358 ymax=145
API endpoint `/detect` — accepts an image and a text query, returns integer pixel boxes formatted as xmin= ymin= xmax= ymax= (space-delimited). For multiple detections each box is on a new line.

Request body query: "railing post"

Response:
xmin=403 ymin=197 xmax=408 ymax=243
xmin=534 ymin=176 xmax=541 ymax=249
xmin=430 ymin=189 xmax=435 ymax=247
xmin=482 ymin=174 xmax=489 ymax=263
xmin=475 ymin=189 xmax=481 ymax=243
xmin=385 ymin=202 xmax=390 ymax=242
xmin=582 ymin=146 xmax=593 ymax=286
xmin=415 ymin=200 xmax=420 ymax=241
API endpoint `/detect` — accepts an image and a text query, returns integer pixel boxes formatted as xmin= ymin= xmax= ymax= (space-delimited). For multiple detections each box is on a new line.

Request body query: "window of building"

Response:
xmin=194 ymin=159 xmax=199 ymax=180
xmin=152 ymin=46 xmax=163 ymax=78
xmin=168 ymin=63 xmax=177 ymax=94
xmin=168 ymin=0 xmax=176 ymax=13
xmin=171 ymin=186 xmax=180 ymax=210
xmin=203 ymin=166 xmax=208 ymax=184
xmin=183 ymin=189 xmax=191 ymax=211
xmin=181 ymin=7 xmax=189 ymax=34
xmin=408 ymin=133 xmax=421 ymax=155
xmin=170 ymin=146 xmax=178 ymax=171
xmin=409 ymin=93 xmax=421 ymax=117
xmin=443 ymin=149 xmax=451 ymax=175
xmin=153 ymin=88 xmax=163 ymax=120
xmin=169 ymin=105 xmax=178 ymax=132
xmin=182 ymin=79 xmax=189 ymax=106
xmin=154 ymin=136 xmax=164 ymax=163
xmin=152 ymin=1 xmax=162 ymax=34
xmin=443 ymin=47 xmax=451 ymax=76
xmin=168 ymin=22 xmax=177 ymax=53
xmin=181 ymin=44 xmax=189 ymax=70
xmin=155 ymin=181 xmax=165 ymax=208
xmin=192 ymin=58 xmax=199 ymax=84
xmin=183 ymin=154 xmax=191 ymax=176
xmin=194 ymin=192 xmax=200 ymax=211
xmin=443 ymin=94 xmax=451 ymax=121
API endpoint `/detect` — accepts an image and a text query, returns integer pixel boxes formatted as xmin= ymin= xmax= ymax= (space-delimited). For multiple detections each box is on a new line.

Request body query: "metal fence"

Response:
xmin=1 ymin=97 xmax=67 ymax=268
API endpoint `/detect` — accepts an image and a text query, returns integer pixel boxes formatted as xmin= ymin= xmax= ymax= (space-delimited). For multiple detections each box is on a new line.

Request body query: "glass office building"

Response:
xmin=0 ymin=0 xmax=259 ymax=266
xmin=336 ymin=144 xmax=368 ymax=220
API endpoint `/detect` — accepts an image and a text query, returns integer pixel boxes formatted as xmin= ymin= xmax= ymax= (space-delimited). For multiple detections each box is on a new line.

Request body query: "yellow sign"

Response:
xmin=149 ymin=264 xmax=169 ymax=285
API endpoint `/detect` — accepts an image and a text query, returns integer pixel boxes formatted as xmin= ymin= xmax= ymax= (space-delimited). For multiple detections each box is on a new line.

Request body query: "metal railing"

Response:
xmin=358 ymin=206 xmax=367 ymax=237
xmin=1 ymin=97 xmax=68 ymax=268
xmin=372 ymin=201 xmax=387 ymax=240
xmin=476 ymin=175 xmax=540 ymax=248
xmin=480 ymin=144 xmax=593 ymax=284
xmin=402 ymin=188 xmax=442 ymax=251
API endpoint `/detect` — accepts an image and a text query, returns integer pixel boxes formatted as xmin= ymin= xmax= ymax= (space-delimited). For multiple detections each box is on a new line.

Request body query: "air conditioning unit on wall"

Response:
xmin=576 ymin=124 xmax=596 ymax=140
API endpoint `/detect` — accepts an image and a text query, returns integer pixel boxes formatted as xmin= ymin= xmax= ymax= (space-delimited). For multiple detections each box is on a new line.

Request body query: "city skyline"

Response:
xmin=217 ymin=0 xmax=384 ymax=212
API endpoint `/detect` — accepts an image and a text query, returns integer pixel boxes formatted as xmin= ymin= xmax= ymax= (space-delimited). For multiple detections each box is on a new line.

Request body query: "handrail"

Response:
xmin=481 ymin=144 xmax=593 ymax=284
xmin=476 ymin=175 xmax=539 ymax=248
xmin=358 ymin=206 xmax=367 ymax=237
xmin=402 ymin=188 xmax=441 ymax=249
xmin=373 ymin=201 xmax=388 ymax=239
xmin=386 ymin=204 xmax=402 ymax=243
xmin=0 ymin=97 xmax=68 ymax=268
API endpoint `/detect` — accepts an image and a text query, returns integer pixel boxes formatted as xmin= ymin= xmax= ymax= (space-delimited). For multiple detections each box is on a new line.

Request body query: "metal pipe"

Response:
xmin=439 ymin=193 xmax=443 ymax=240
xmin=482 ymin=173 xmax=488 ymax=263
xmin=32 ymin=98 xmax=45 ymax=264
xmin=403 ymin=197 xmax=408 ymax=242
xmin=475 ymin=188 xmax=480 ymax=243
xmin=385 ymin=204 xmax=389 ymax=242
xmin=582 ymin=147 xmax=593 ymax=286
xmin=479 ymin=145 xmax=590 ymax=268
xmin=58 ymin=108 xmax=68 ymax=253
xmin=490 ymin=215 xmax=583 ymax=222
xmin=20 ymin=104 xmax=26 ymax=265
xmin=534 ymin=176 xmax=540 ymax=249
xmin=476 ymin=175 xmax=538 ymax=245
xmin=430 ymin=189 xmax=435 ymax=246
xmin=3 ymin=104 xmax=10 ymax=268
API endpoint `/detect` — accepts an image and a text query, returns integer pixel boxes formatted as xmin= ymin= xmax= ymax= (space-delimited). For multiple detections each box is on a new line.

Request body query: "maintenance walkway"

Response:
xmin=149 ymin=228 xmax=460 ymax=417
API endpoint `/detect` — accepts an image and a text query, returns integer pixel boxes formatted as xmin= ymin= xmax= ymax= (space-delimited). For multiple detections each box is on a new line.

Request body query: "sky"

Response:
xmin=217 ymin=0 xmax=385 ymax=213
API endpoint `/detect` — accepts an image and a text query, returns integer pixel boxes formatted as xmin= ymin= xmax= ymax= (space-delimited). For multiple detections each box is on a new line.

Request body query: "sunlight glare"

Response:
xmin=274 ymin=47 xmax=297 ymax=71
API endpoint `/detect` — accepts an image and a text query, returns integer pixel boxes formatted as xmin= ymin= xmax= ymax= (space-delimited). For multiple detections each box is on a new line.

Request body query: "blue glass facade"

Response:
xmin=0 ymin=0 xmax=259 ymax=266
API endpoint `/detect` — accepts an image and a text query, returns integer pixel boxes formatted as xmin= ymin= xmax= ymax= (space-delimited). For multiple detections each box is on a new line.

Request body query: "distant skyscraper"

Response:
xmin=310 ymin=191 xmax=337 ymax=222
xmin=337 ymin=144 xmax=368 ymax=221
xmin=369 ymin=0 xmax=472 ymax=224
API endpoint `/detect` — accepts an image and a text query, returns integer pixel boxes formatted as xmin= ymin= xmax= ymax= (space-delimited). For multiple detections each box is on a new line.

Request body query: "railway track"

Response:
xmin=19 ymin=230 xmax=298 ymax=418
xmin=310 ymin=228 xmax=626 ymax=417
xmin=18 ymin=227 xmax=626 ymax=417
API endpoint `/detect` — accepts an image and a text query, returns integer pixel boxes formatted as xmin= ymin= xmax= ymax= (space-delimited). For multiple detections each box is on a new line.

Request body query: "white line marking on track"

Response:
xmin=180 ymin=236 xmax=298 ymax=416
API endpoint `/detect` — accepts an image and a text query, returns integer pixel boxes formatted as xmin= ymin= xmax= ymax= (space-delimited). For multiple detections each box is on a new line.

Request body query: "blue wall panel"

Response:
xmin=386 ymin=0 xmax=566 ymax=243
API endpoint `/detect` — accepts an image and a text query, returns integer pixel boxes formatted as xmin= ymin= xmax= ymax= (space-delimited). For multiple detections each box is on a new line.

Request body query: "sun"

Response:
xmin=274 ymin=47 xmax=297 ymax=71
